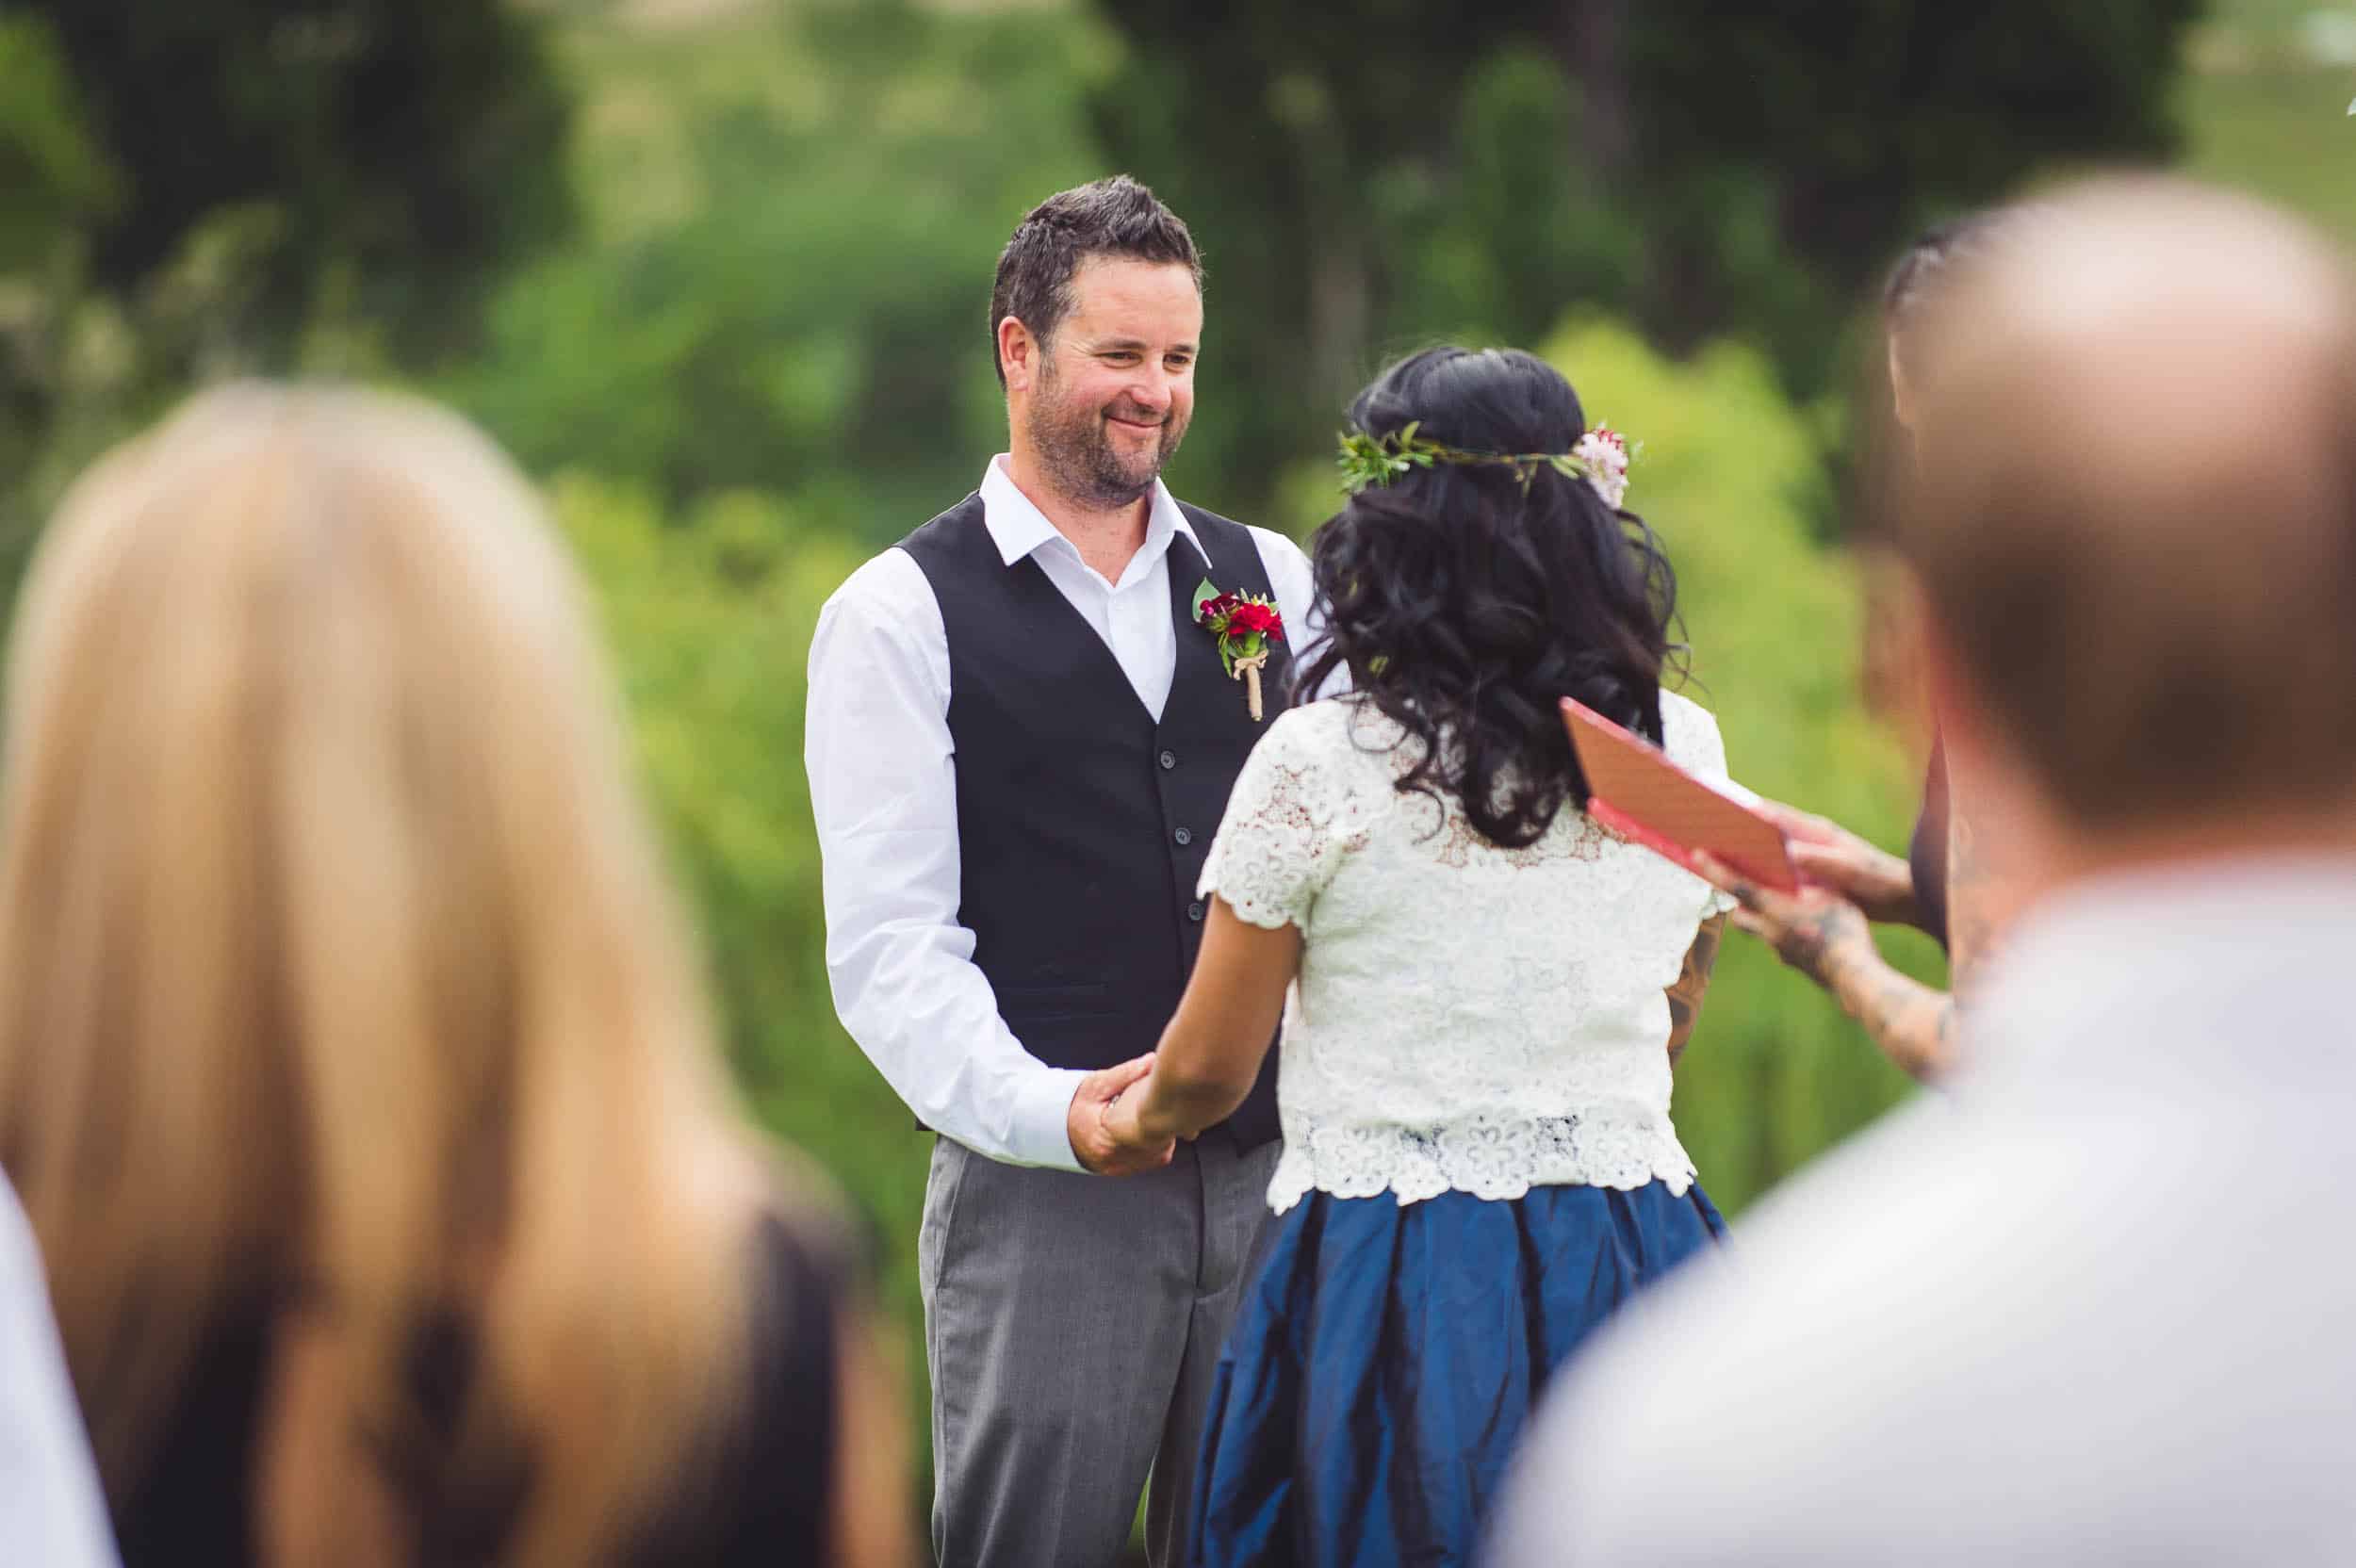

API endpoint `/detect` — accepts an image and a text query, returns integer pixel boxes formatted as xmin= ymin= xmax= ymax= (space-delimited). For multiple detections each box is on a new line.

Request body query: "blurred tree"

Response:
xmin=1091 ymin=0 xmax=2202 ymax=522
xmin=16 ymin=0 xmax=573 ymax=364
xmin=0 ymin=0 xmax=573 ymax=594
xmin=444 ymin=0 xmax=1124 ymax=543
xmin=0 ymin=16 xmax=119 ymax=275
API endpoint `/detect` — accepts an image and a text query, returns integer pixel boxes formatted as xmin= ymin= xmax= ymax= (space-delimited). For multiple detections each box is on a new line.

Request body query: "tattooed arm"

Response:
xmin=1665 ymin=914 xmax=1726 ymax=1069
xmin=1691 ymin=856 xmax=1955 ymax=1085
xmin=1817 ymin=933 xmax=1954 ymax=1084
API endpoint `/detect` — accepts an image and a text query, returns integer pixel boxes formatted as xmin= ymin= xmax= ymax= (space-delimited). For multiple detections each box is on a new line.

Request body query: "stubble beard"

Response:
xmin=1026 ymin=367 xmax=1187 ymax=511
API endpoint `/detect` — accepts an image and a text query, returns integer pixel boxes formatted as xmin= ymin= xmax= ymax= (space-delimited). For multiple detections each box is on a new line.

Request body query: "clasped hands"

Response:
xmin=1066 ymin=1054 xmax=1183 ymax=1175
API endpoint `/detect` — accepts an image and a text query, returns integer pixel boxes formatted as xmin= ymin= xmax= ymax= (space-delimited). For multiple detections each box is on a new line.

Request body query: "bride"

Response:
xmin=1107 ymin=345 xmax=1736 ymax=1567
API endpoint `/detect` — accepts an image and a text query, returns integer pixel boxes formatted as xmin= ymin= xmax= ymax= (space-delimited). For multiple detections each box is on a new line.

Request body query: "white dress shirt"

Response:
xmin=0 ymin=1176 xmax=121 ymax=1568
xmin=806 ymin=456 xmax=1317 ymax=1170
xmin=1490 ymin=856 xmax=2356 ymax=1567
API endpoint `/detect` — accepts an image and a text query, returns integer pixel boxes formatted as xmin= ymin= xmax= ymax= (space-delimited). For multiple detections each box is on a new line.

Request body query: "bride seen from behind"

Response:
xmin=1104 ymin=345 xmax=1736 ymax=1568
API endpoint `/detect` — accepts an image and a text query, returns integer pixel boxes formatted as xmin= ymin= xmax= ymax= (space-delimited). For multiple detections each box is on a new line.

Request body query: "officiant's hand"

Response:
xmin=1749 ymin=798 xmax=1922 ymax=932
xmin=1068 ymin=1054 xmax=1175 ymax=1175
xmin=1692 ymin=851 xmax=1873 ymax=991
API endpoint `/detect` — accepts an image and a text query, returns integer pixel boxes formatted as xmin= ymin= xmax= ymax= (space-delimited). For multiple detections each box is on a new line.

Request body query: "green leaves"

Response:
xmin=1191 ymin=576 xmax=1220 ymax=622
xmin=1335 ymin=417 xmax=1595 ymax=495
xmin=1336 ymin=418 xmax=1446 ymax=493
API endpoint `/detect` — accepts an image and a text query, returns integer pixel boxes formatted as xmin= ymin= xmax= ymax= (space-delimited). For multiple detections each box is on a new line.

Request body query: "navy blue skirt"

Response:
xmin=1188 ymin=1180 xmax=1725 ymax=1568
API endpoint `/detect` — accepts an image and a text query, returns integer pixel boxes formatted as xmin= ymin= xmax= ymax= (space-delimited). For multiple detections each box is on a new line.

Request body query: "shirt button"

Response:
xmin=1158 ymin=749 xmax=1177 ymax=771
xmin=1186 ymin=901 xmax=1206 ymax=922
xmin=1173 ymin=826 xmax=1193 ymax=847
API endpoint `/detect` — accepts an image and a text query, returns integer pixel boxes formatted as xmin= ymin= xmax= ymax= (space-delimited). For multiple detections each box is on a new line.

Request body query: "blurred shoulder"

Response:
xmin=1497 ymin=1102 xmax=1961 ymax=1561
xmin=1500 ymin=1092 xmax=2202 ymax=1564
xmin=0 ymin=1179 xmax=42 ymax=1310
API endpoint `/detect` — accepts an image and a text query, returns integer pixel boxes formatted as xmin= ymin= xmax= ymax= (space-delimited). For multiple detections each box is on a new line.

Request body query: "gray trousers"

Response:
xmin=919 ymin=1133 xmax=1278 ymax=1568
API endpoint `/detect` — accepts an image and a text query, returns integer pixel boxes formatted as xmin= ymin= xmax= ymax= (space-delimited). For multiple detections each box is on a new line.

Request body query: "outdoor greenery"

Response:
xmin=5 ymin=0 xmax=2346 ymax=1537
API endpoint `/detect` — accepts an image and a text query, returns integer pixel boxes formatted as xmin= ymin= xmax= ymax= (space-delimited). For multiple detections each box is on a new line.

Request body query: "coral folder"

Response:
xmin=1560 ymin=697 xmax=1801 ymax=895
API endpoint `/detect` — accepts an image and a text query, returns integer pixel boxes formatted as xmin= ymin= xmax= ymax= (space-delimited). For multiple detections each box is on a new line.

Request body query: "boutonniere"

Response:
xmin=1191 ymin=579 xmax=1284 ymax=722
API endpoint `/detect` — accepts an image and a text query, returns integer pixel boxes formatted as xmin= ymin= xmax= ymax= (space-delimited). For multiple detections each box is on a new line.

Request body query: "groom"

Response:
xmin=805 ymin=175 xmax=1315 ymax=1567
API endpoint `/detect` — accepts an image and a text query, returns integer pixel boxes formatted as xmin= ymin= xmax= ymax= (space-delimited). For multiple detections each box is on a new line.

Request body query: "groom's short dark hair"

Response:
xmin=990 ymin=175 xmax=1203 ymax=387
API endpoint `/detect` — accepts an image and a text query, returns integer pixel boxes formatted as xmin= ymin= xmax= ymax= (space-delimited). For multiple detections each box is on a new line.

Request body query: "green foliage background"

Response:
xmin=8 ymin=0 xmax=2352 ymax=1541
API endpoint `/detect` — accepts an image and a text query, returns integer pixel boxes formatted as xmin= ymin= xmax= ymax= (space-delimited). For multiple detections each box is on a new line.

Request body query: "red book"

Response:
xmin=1560 ymin=697 xmax=1801 ymax=894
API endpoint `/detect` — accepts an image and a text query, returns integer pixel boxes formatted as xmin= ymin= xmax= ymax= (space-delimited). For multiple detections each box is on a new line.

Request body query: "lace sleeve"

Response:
xmin=1663 ymin=692 xmax=1741 ymax=920
xmin=1198 ymin=707 xmax=1363 ymax=932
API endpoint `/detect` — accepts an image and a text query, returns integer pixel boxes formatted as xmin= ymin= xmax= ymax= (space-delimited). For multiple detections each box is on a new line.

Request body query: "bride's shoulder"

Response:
xmin=1250 ymin=699 xmax=1415 ymax=797
xmin=1267 ymin=695 xmax=1412 ymax=760
xmin=1658 ymin=686 xmax=1730 ymax=775
xmin=1658 ymin=685 xmax=1719 ymax=729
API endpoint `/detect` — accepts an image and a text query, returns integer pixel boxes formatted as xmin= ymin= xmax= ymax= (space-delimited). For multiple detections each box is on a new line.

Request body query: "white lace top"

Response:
xmin=1201 ymin=692 xmax=1737 ymax=1213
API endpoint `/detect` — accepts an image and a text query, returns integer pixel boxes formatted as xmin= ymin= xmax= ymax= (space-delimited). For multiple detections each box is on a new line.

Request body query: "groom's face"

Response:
xmin=1026 ymin=255 xmax=1201 ymax=508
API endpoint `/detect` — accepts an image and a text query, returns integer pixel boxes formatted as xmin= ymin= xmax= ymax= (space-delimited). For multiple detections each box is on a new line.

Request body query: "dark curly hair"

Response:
xmin=1294 ymin=347 xmax=1683 ymax=850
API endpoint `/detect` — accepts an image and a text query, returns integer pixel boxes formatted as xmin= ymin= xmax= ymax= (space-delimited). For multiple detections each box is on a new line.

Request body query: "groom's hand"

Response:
xmin=1068 ymin=1054 xmax=1174 ymax=1175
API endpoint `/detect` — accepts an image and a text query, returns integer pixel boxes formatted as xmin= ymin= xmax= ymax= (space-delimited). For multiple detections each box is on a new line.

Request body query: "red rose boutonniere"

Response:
xmin=1191 ymin=578 xmax=1285 ymax=722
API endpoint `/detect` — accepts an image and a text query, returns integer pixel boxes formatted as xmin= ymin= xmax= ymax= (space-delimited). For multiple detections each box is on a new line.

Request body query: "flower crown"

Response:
xmin=1337 ymin=420 xmax=1635 ymax=510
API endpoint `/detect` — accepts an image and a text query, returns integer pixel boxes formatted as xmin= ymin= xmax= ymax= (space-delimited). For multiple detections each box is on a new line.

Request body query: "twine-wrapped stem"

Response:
xmin=1233 ymin=649 xmax=1269 ymax=722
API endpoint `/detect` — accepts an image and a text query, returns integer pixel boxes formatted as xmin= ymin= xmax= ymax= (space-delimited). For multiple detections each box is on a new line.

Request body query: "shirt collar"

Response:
xmin=978 ymin=454 xmax=1198 ymax=574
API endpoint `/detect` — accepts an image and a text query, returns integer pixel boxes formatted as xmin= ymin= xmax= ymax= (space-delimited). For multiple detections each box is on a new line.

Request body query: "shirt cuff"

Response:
xmin=1007 ymin=1065 xmax=1091 ymax=1172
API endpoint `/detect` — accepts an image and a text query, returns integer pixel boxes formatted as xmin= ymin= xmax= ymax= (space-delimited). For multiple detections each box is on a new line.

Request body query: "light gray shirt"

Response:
xmin=806 ymin=457 xmax=1317 ymax=1169
xmin=0 ymin=1176 xmax=120 ymax=1567
xmin=1491 ymin=856 xmax=2356 ymax=1567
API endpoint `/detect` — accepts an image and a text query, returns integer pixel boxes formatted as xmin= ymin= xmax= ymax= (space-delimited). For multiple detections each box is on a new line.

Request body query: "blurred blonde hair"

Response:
xmin=0 ymin=383 xmax=771 ymax=1566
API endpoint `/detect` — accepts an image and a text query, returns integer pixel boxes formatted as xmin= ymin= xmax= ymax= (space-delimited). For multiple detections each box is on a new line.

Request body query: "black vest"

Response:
xmin=899 ymin=494 xmax=1287 ymax=1150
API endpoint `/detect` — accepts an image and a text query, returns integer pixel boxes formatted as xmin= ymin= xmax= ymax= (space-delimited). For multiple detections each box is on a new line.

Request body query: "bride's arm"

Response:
xmin=1115 ymin=902 xmax=1301 ymax=1144
xmin=1665 ymin=914 xmax=1727 ymax=1069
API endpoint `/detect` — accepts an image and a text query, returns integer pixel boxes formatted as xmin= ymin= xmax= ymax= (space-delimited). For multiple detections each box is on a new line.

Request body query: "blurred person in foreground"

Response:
xmin=1701 ymin=209 xmax=2042 ymax=1085
xmin=1104 ymin=346 xmax=1735 ymax=1567
xmin=0 ymin=384 xmax=911 ymax=1568
xmin=0 ymin=1172 xmax=118 ymax=1566
xmin=1489 ymin=173 xmax=2356 ymax=1566
xmin=806 ymin=175 xmax=1315 ymax=1567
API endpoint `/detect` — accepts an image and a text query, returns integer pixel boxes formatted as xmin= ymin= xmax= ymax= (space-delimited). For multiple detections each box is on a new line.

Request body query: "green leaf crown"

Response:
xmin=1335 ymin=420 xmax=1618 ymax=496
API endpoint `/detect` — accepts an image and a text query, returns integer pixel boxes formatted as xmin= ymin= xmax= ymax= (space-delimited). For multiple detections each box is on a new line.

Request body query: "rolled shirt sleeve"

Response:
xmin=805 ymin=549 xmax=1087 ymax=1170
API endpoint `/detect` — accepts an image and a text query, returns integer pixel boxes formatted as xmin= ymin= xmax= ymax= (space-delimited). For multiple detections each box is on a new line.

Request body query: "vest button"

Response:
xmin=1158 ymin=749 xmax=1177 ymax=770
xmin=1173 ymin=826 xmax=1193 ymax=846
xmin=1186 ymin=900 xmax=1206 ymax=922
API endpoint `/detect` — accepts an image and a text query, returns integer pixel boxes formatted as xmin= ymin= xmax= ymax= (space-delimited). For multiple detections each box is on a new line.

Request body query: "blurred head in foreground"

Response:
xmin=0 ymin=384 xmax=791 ymax=1565
xmin=1882 ymin=174 xmax=2356 ymax=881
xmin=1490 ymin=174 xmax=2356 ymax=1568
xmin=1881 ymin=209 xmax=2013 ymax=437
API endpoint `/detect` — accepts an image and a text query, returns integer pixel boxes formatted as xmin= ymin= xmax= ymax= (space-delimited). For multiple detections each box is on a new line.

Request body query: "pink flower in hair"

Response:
xmin=1573 ymin=425 xmax=1631 ymax=510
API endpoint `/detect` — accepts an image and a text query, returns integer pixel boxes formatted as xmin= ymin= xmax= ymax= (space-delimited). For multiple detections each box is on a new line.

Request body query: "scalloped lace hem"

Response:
xmin=1265 ymin=1119 xmax=1697 ymax=1214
